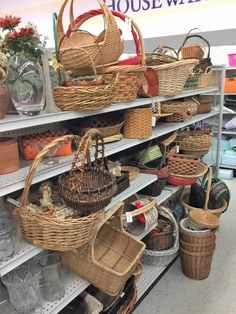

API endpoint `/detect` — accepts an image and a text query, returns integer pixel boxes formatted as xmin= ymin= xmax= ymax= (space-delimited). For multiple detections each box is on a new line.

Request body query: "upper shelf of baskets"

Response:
xmin=0 ymin=111 xmax=219 ymax=197
xmin=0 ymin=87 xmax=218 ymax=133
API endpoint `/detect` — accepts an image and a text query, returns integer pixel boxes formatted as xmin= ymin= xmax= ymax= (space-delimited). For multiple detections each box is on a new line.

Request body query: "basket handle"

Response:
xmin=20 ymin=135 xmax=77 ymax=209
xmin=204 ymin=166 xmax=212 ymax=210
xmin=122 ymin=195 xmax=157 ymax=220
xmin=178 ymin=34 xmax=211 ymax=58
xmin=158 ymin=205 xmax=179 ymax=248
xmin=71 ymin=129 xmax=105 ymax=175
xmin=56 ymin=0 xmax=72 ymax=41
xmin=204 ymin=66 xmax=212 ymax=74
xmin=68 ymin=9 xmax=145 ymax=66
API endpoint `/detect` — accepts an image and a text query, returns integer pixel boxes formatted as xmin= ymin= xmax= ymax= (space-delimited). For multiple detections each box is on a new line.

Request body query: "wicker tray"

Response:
xmin=60 ymin=202 xmax=145 ymax=296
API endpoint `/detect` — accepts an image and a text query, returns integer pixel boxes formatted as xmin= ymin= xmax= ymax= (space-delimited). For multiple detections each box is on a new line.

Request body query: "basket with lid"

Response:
xmin=58 ymin=129 xmax=117 ymax=215
xmin=60 ymin=202 xmax=145 ymax=296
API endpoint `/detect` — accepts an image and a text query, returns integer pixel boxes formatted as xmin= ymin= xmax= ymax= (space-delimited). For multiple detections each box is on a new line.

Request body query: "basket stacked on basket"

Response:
xmin=176 ymin=130 xmax=212 ymax=158
xmin=58 ymin=129 xmax=117 ymax=216
xmin=146 ymin=44 xmax=178 ymax=66
xmin=179 ymin=218 xmax=216 ymax=280
xmin=141 ymin=206 xmax=179 ymax=266
xmin=161 ymin=98 xmax=198 ymax=122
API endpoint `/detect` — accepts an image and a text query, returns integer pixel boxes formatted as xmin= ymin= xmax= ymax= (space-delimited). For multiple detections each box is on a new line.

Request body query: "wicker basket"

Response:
xmin=60 ymin=202 xmax=145 ymax=296
xmin=198 ymin=67 xmax=214 ymax=88
xmin=184 ymin=68 xmax=202 ymax=90
xmin=143 ymin=219 xmax=174 ymax=251
xmin=56 ymin=0 xmax=123 ymax=73
xmin=168 ymin=154 xmax=201 ymax=176
xmin=117 ymin=283 xmax=137 ymax=314
xmin=120 ymin=166 xmax=140 ymax=181
xmin=180 ymin=239 xmax=215 ymax=254
xmin=152 ymin=59 xmax=199 ymax=96
xmin=141 ymin=206 xmax=179 ymax=266
xmin=161 ymin=99 xmax=198 ymax=115
xmin=15 ymin=135 xmax=103 ymax=251
xmin=58 ymin=129 xmax=117 ymax=216
xmin=146 ymin=45 xmax=178 ymax=66
xmin=177 ymin=132 xmax=212 ymax=151
xmin=180 ymin=247 xmax=215 ymax=280
xmin=162 ymin=112 xmax=191 ymax=123
xmin=181 ymin=149 xmax=209 ymax=158
xmin=124 ymin=106 xmax=152 ymax=139
xmin=73 ymin=114 xmax=124 ymax=138
xmin=181 ymin=168 xmax=227 ymax=217
xmin=133 ymin=262 xmax=143 ymax=282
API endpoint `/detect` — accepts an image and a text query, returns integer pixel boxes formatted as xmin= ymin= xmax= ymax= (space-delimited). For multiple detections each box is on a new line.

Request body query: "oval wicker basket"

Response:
xmin=58 ymin=129 xmax=117 ymax=216
xmin=168 ymin=154 xmax=201 ymax=176
xmin=180 ymin=239 xmax=215 ymax=254
xmin=161 ymin=99 xmax=198 ymax=115
xmin=73 ymin=114 xmax=124 ymax=138
xmin=57 ymin=0 xmax=124 ymax=73
xmin=16 ymin=135 xmax=103 ymax=251
xmin=198 ymin=66 xmax=214 ymax=88
xmin=146 ymin=45 xmax=178 ymax=66
xmin=124 ymin=106 xmax=152 ymax=139
xmin=152 ymin=59 xmax=199 ymax=96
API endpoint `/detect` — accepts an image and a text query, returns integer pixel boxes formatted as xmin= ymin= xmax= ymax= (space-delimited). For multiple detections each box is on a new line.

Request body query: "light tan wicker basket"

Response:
xmin=198 ymin=66 xmax=214 ymax=88
xmin=168 ymin=154 xmax=200 ymax=176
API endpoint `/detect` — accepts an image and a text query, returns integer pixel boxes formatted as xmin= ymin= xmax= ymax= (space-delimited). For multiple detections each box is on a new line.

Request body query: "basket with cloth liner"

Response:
xmin=181 ymin=167 xmax=227 ymax=218
xmin=11 ymin=135 xmax=104 ymax=251
xmin=58 ymin=129 xmax=117 ymax=216
xmin=73 ymin=113 xmax=124 ymax=138
xmin=141 ymin=206 xmax=179 ymax=266
xmin=74 ymin=9 xmax=145 ymax=102
xmin=56 ymin=0 xmax=123 ymax=73
xmin=60 ymin=202 xmax=145 ymax=296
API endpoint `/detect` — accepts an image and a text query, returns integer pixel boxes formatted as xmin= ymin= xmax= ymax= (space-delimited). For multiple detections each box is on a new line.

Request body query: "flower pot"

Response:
xmin=0 ymin=85 xmax=10 ymax=119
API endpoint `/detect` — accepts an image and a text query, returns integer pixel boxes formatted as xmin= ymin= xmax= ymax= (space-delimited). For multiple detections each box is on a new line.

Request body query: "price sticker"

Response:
xmin=152 ymin=116 xmax=156 ymax=127
xmin=176 ymin=145 xmax=180 ymax=153
xmin=126 ymin=212 xmax=133 ymax=223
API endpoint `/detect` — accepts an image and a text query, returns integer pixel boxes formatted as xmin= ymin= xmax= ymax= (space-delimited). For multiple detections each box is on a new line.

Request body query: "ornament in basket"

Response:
xmin=12 ymin=135 xmax=104 ymax=251
xmin=55 ymin=0 xmax=124 ymax=73
xmin=58 ymin=129 xmax=117 ymax=216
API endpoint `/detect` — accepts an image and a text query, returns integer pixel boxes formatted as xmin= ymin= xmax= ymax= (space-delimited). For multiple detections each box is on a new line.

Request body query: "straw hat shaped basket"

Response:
xmin=16 ymin=135 xmax=104 ymax=251
xmin=57 ymin=0 xmax=124 ymax=73
xmin=75 ymin=9 xmax=146 ymax=102
xmin=58 ymin=129 xmax=117 ymax=216
xmin=181 ymin=168 xmax=227 ymax=217
xmin=60 ymin=202 xmax=145 ymax=296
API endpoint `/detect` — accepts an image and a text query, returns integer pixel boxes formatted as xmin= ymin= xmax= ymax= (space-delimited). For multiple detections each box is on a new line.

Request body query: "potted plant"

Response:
xmin=0 ymin=65 xmax=9 ymax=119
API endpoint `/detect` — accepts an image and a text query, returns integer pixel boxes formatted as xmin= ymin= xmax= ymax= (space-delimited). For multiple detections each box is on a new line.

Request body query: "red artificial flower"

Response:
xmin=0 ymin=15 xmax=21 ymax=30
xmin=7 ymin=27 xmax=35 ymax=43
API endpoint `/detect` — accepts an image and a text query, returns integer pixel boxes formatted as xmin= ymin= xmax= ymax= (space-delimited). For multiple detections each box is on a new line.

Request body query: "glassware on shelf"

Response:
xmin=1 ymin=261 xmax=41 ymax=313
xmin=0 ymin=218 xmax=21 ymax=261
xmin=7 ymin=55 xmax=45 ymax=117
xmin=38 ymin=252 xmax=65 ymax=302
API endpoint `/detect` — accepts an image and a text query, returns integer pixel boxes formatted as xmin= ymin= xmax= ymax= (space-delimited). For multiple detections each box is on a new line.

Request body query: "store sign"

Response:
xmin=104 ymin=0 xmax=207 ymax=13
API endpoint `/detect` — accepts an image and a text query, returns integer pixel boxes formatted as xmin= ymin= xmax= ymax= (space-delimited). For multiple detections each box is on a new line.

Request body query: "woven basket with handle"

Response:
xmin=15 ymin=135 xmax=103 ymax=251
xmin=168 ymin=154 xmax=201 ymax=176
xmin=198 ymin=66 xmax=214 ymax=88
xmin=56 ymin=0 xmax=123 ymax=73
xmin=60 ymin=202 xmax=145 ymax=296
xmin=58 ymin=129 xmax=117 ymax=215
xmin=146 ymin=44 xmax=178 ymax=66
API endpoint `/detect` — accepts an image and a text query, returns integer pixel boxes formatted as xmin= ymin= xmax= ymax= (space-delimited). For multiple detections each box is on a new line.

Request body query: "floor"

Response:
xmin=134 ymin=179 xmax=236 ymax=314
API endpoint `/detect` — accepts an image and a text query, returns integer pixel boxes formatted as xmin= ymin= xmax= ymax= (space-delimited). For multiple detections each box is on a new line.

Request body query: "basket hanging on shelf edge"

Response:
xmin=56 ymin=0 xmax=124 ymax=73
xmin=74 ymin=8 xmax=146 ymax=102
xmin=198 ymin=66 xmax=214 ymax=88
xmin=15 ymin=135 xmax=104 ymax=251
xmin=60 ymin=202 xmax=145 ymax=296
xmin=58 ymin=129 xmax=117 ymax=216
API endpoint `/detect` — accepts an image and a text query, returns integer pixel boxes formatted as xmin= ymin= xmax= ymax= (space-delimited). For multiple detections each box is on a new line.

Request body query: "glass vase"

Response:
xmin=38 ymin=253 xmax=65 ymax=302
xmin=7 ymin=55 xmax=45 ymax=117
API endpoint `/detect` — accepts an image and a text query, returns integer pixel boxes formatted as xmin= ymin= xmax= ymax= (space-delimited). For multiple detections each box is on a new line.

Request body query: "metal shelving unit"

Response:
xmin=0 ymin=77 xmax=224 ymax=313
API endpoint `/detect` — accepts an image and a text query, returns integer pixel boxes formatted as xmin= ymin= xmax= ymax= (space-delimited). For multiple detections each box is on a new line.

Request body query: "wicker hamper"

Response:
xmin=60 ymin=202 xmax=145 ymax=296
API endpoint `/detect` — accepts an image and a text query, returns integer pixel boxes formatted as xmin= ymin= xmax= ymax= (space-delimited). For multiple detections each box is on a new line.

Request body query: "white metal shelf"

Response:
xmin=136 ymin=256 xmax=177 ymax=301
xmin=0 ymin=111 xmax=219 ymax=197
xmin=222 ymin=130 xmax=236 ymax=135
xmin=220 ymin=164 xmax=236 ymax=170
xmin=0 ymin=87 xmax=219 ymax=133
xmin=3 ymin=173 xmax=156 ymax=277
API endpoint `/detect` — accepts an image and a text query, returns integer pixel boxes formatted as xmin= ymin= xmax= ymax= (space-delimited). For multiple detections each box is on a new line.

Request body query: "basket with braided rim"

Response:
xmin=163 ymin=112 xmax=191 ymax=123
xmin=56 ymin=0 xmax=124 ymax=73
xmin=146 ymin=44 xmax=178 ymax=66
xmin=74 ymin=9 xmax=145 ymax=102
xmin=168 ymin=154 xmax=201 ymax=176
xmin=176 ymin=131 xmax=212 ymax=151
xmin=14 ymin=135 xmax=103 ymax=251
xmin=58 ymin=129 xmax=117 ymax=216
xmin=151 ymin=59 xmax=199 ymax=96
xmin=161 ymin=99 xmax=198 ymax=115
xmin=124 ymin=106 xmax=152 ymax=139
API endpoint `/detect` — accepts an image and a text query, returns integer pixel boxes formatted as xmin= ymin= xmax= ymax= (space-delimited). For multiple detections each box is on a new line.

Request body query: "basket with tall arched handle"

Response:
xmin=17 ymin=135 xmax=104 ymax=251
xmin=58 ymin=129 xmax=117 ymax=216
xmin=56 ymin=0 xmax=124 ymax=73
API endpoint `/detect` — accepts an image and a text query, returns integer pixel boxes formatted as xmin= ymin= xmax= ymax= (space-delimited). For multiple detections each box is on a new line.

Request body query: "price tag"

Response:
xmin=152 ymin=116 xmax=156 ymax=127
xmin=126 ymin=212 xmax=133 ymax=223
xmin=176 ymin=145 xmax=180 ymax=153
